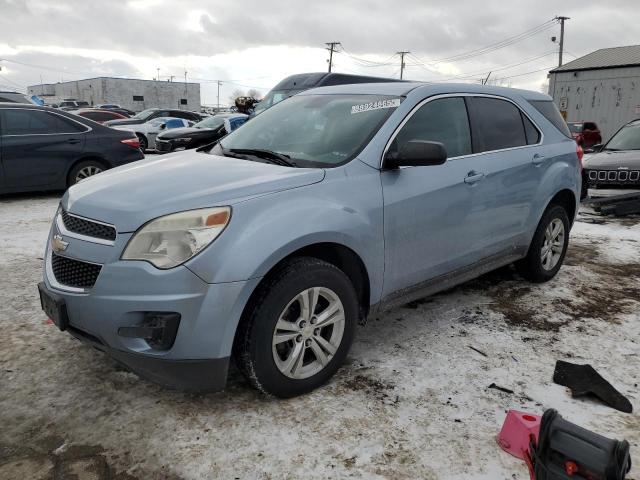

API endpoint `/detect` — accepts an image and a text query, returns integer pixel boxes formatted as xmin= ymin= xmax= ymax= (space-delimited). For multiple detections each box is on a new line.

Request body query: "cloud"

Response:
xmin=1 ymin=0 xmax=639 ymax=101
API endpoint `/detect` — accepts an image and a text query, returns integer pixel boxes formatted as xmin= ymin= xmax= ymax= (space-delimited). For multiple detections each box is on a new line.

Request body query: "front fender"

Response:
xmin=186 ymin=163 xmax=385 ymax=304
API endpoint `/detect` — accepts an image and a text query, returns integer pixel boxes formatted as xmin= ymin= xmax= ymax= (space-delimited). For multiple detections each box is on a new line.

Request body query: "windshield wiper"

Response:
xmin=228 ymin=148 xmax=297 ymax=167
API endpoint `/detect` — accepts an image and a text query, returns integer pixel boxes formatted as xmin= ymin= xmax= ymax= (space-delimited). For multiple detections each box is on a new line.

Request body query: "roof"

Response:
xmin=550 ymin=45 xmax=640 ymax=73
xmin=29 ymin=76 xmax=200 ymax=88
xmin=302 ymin=82 xmax=551 ymax=101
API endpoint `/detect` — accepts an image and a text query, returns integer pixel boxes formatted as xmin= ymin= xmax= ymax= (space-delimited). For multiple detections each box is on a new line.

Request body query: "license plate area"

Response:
xmin=38 ymin=282 xmax=69 ymax=331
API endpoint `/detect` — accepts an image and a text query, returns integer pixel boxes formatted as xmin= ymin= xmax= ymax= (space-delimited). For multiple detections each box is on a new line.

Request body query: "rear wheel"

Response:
xmin=516 ymin=205 xmax=570 ymax=283
xmin=234 ymin=257 xmax=358 ymax=397
xmin=137 ymin=134 xmax=148 ymax=152
xmin=67 ymin=160 xmax=105 ymax=186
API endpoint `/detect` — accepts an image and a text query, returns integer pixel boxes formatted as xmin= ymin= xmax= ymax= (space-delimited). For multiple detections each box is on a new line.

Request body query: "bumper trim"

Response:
xmin=67 ymin=325 xmax=229 ymax=392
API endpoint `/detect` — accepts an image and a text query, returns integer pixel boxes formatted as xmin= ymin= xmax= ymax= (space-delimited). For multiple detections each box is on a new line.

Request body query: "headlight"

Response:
xmin=121 ymin=207 xmax=231 ymax=269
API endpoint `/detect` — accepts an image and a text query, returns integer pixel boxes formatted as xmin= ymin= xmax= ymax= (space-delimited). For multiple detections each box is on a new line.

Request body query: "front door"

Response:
xmin=381 ymin=96 xmax=484 ymax=297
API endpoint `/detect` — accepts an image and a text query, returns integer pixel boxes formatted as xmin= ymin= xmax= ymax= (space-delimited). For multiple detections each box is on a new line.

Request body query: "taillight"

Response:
xmin=121 ymin=137 xmax=141 ymax=149
xmin=576 ymin=142 xmax=584 ymax=170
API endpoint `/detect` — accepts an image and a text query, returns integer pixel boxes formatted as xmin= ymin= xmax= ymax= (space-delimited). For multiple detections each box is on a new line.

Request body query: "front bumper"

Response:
xmin=41 ymin=212 xmax=261 ymax=391
xmin=585 ymin=168 xmax=640 ymax=190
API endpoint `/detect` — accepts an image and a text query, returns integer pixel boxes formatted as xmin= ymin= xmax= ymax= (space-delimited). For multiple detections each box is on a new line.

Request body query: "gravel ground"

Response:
xmin=0 ymin=193 xmax=638 ymax=479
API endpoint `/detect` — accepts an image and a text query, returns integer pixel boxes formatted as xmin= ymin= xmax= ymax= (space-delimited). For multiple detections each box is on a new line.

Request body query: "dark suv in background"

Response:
xmin=0 ymin=103 xmax=144 ymax=194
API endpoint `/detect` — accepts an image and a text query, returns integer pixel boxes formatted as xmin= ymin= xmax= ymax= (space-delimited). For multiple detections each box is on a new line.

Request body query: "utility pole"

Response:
xmin=169 ymin=75 xmax=175 ymax=82
xmin=396 ymin=51 xmax=410 ymax=79
xmin=157 ymin=68 xmax=160 ymax=81
xmin=556 ymin=16 xmax=570 ymax=67
xmin=217 ymin=80 xmax=222 ymax=111
xmin=325 ymin=42 xmax=341 ymax=73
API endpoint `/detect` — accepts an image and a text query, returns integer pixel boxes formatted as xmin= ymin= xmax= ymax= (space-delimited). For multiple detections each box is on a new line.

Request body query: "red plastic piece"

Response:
xmin=565 ymin=460 xmax=579 ymax=476
xmin=497 ymin=410 xmax=542 ymax=461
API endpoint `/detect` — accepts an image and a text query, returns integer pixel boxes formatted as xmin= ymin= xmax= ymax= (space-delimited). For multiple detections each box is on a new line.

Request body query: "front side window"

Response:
xmin=389 ymin=97 xmax=472 ymax=159
xmin=1 ymin=109 xmax=85 ymax=135
xmin=133 ymin=109 xmax=157 ymax=120
xmin=468 ymin=97 xmax=527 ymax=152
xmin=605 ymin=121 xmax=640 ymax=151
xmin=217 ymin=94 xmax=402 ymax=167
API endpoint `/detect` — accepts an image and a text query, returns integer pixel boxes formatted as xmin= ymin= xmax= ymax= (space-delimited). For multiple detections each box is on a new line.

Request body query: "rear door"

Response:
xmin=464 ymin=96 xmax=543 ymax=255
xmin=0 ymin=108 xmax=87 ymax=188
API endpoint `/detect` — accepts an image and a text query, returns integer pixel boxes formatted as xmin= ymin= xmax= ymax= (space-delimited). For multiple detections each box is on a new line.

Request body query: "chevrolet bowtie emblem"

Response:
xmin=52 ymin=234 xmax=69 ymax=253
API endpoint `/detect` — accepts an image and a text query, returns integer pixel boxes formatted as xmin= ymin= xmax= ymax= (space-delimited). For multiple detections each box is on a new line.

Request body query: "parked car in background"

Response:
xmin=104 ymin=108 xmax=202 ymax=127
xmin=95 ymin=103 xmax=121 ymax=109
xmin=583 ymin=118 xmax=640 ymax=195
xmin=252 ymin=72 xmax=405 ymax=116
xmin=112 ymin=117 xmax=195 ymax=151
xmin=568 ymin=121 xmax=602 ymax=149
xmin=72 ymin=108 xmax=128 ymax=124
xmin=0 ymin=91 xmax=38 ymax=104
xmin=0 ymin=103 xmax=143 ymax=194
xmin=38 ymin=83 xmax=580 ymax=397
xmin=155 ymin=113 xmax=248 ymax=153
xmin=58 ymin=100 xmax=90 ymax=111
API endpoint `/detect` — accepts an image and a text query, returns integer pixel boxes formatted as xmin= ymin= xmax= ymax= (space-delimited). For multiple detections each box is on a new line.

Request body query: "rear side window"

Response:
xmin=529 ymin=100 xmax=572 ymax=138
xmin=83 ymin=111 xmax=114 ymax=121
xmin=522 ymin=114 xmax=541 ymax=145
xmin=1 ymin=109 xmax=86 ymax=135
xmin=467 ymin=97 xmax=527 ymax=152
xmin=390 ymin=97 xmax=472 ymax=158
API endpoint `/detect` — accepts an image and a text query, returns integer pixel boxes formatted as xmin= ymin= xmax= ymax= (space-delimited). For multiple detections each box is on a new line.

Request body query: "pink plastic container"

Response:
xmin=497 ymin=410 xmax=541 ymax=460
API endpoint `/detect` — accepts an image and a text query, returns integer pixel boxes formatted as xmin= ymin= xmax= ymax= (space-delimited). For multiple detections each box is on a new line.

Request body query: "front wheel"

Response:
xmin=137 ymin=134 xmax=148 ymax=152
xmin=234 ymin=257 xmax=358 ymax=397
xmin=516 ymin=205 xmax=570 ymax=283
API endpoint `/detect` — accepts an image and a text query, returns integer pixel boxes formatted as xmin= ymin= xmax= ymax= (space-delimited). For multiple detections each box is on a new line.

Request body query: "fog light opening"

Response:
xmin=118 ymin=312 xmax=181 ymax=351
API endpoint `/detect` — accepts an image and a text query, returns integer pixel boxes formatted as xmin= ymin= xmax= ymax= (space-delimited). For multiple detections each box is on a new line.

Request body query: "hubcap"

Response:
xmin=272 ymin=287 xmax=345 ymax=380
xmin=75 ymin=165 xmax=103 ymax=183
xmin=541 ymin=218 xmax=565 ymax=271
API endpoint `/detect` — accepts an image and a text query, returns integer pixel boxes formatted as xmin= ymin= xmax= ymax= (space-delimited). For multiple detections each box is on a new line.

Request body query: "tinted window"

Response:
xmin=390 ymin=97 xmax=472 ymax=158
xmin=529 ymin=100 xmax=572 ymax=138
xmin=584 ymin=122 xmax=597 ymax=131
xmin=522 ymin=114 xmax=541 ymax=145
xmin=467 ymin=97 xmax=527 ymax=152
xmin=172 ymin=110 xmax=198 ymax=121
xmin=2 ymin=109 xmax=86 ymax=135
xmin=83 ymin=111 xmax=114 ymax=121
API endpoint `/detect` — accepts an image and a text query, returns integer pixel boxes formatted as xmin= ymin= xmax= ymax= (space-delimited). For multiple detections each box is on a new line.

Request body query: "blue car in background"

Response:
xmin=38 ymin=82 xmax=581 ymax=397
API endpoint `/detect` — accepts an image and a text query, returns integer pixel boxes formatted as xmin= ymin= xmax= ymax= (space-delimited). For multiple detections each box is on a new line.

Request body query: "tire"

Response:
xmin=137 ymin=134 xmax=148 ymax=152
xmin=516 ymin=205 xmax=570 ymax=283
xmin=67 ymin=159 xmax=106 ymax=187
xmin=234 ymin=257 xmax=358 ymax=398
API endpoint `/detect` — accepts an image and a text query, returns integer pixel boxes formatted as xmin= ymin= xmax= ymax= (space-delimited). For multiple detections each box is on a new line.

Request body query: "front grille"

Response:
xmin=587 ymin=169 xmax=640 ymax=186
xmin=61 ymin=209 xmax=116 ymax=241
xmin=51 ymin=252 xmax=102 ymax=289
xmin=155 ymin=140 xmax=172 ymax=152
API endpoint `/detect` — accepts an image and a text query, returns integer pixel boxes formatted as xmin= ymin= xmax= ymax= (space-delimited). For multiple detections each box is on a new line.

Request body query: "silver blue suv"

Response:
xmin=38 ymin=83 xmax=581 ymax=397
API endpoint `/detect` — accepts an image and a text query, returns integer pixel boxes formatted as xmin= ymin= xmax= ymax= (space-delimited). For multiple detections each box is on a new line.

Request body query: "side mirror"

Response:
xmin=159 ymin=123 xmax=167 ymax=130
xmin=384 ymin=140 xmax=447 ymax=169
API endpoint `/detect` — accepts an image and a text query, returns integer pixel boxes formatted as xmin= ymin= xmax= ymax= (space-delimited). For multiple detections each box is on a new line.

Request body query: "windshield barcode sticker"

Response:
xmin=351 ymin=98 xmax=401 ymax=114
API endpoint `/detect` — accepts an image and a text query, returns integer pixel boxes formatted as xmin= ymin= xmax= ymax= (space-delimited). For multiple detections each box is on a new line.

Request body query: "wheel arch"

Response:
xmin=66 ymin=155 xmax=110 ymax=187
xmin=548 ymin=188 xmax=577 ymax=224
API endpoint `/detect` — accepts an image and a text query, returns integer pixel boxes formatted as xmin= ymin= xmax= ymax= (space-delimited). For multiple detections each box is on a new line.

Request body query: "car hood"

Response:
xmin=62 ymin=151 xmax=325 ymax=232
xmin=105 ymin=118 xmax=144 ymax=127
xmin=157 ymin=127 xmax=213 ymax=139
xmin=584 ymin=150 xmax=640 ymax=170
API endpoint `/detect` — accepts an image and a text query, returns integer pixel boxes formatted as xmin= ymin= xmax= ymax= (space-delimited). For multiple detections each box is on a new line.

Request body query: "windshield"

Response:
xmin=605 ymin=122 xmax=640 ymax=150
xmin=194 ymin=116 xmax=226 ymax=129
xmin=217 ymin=94 xmax=402 ymax=167
xmin=253 ymin=89 xmax=305 ymax=115
xmin=133 ymin=108 xmax=156 ymax=120
xmin=568 ymin=123 xmax=583 ymax=133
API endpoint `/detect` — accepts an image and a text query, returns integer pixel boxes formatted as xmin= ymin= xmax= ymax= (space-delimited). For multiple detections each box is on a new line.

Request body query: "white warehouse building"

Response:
xmin=548 ymin=45 xmax=640 ymax=141
xmin=28 ymin=77 xmax=201 ymax=113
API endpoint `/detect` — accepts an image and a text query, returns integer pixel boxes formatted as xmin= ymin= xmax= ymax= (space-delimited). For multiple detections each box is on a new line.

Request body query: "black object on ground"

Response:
xmin=469 ymin=346 xmax=488 ymax=357
xmin=532 ymin=409 xmax=631 ymax=479
xmin=583 ymin=192 xmax=640 ymax=216
xmin=553 ymin=360 xmax=633 ymax=413
xmin=488 ymin=383 xmax=514 ymax=395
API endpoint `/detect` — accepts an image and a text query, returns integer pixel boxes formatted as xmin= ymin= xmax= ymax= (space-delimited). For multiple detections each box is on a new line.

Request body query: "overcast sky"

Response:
xmin=1 ymin=0 xmax=639 ymax=105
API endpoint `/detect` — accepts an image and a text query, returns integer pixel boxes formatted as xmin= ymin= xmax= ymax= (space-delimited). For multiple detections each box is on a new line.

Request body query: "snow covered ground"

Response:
xmin=0 ymin=193 xmax=638 ymax=479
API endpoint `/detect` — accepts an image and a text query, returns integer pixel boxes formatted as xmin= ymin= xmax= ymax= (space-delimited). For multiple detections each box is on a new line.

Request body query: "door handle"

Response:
xmin=532 ymin=153 xmax=546 ymax=165
xmin=464 ymin=171 xmax=485 ymax=184
xmin=67 ymin=138 xmax=81 ymax=144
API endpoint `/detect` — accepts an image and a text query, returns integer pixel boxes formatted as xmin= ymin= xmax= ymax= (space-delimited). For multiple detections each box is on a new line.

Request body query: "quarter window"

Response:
xmin=1 ymin=109 xmax=86 ymax=135
xmin=467 ymin=97 xmax=527 ymax=153
xmin=390 ymin=97 xmax=472 ymax=159
xmin=522 ymin=114 xmax=541 ymax=145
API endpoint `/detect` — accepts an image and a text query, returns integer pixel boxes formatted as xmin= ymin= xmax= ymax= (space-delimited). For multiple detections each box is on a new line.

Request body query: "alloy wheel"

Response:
xmin=272 ymin=287 xmax=345 ymax=380
xmin=541 ymin=218 xmax=565 ymax=271
xmin=75 ymin=165 xmax=103 ymax=183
